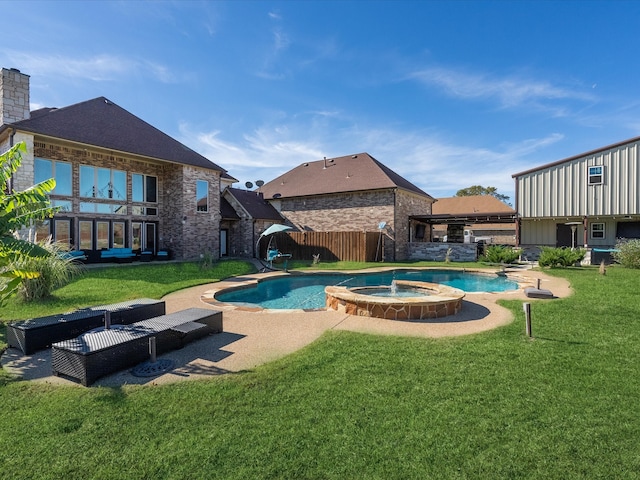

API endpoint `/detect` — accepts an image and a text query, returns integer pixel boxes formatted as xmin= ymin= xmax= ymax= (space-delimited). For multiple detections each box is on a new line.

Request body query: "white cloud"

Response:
xmin=1 ymin=50 xmax=187 ymax=84
xmin=409 ymin=66 xmax=595 ymax=112
xmin=179 ymin=117 xmax=560 ymax=202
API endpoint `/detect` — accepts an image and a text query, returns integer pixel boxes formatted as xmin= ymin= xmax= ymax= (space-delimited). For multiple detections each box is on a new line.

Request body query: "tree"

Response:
xmin=0 ymin=142 xmax=58 ymax=306
xmin=455 ymin=185 xmax=510 ymax=205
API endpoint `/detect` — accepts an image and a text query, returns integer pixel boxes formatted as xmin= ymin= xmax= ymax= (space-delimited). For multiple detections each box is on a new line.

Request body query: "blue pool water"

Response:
xmin=215 ymin=269 xmax=518 ymax=310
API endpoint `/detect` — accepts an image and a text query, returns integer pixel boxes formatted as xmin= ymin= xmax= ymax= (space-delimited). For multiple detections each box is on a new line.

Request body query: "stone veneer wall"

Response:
xmin=407 ymin=242 xmax=478 ymax=262
xmin=3 ymin=131 xmax=34 ymax=192
xmin=0 ymin=68 xmax=30 ymax=125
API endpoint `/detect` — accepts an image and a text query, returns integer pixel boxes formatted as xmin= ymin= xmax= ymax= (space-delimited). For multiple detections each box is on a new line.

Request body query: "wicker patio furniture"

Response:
xmin=6 ymin=298 xmax=166 ymax=355
xmin=51 ymin=308 xmax=223 ymax=386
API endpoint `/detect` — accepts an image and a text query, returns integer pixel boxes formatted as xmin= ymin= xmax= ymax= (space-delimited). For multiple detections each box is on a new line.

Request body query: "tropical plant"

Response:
xmin=14 ymin=239 xmax=83 ymax=301
xmin=537 ymin=246 xmax=585 ymax=267
xmin=612 ymin=238 xmax=640 ymax=269
xmin=0 ymin=142 xmax=58 ymax=306
xmin=482 ymin=245 xmax=521 ymax=264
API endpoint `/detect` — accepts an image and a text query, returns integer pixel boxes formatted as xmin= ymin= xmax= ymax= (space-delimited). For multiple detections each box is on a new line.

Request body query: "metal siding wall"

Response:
xmin=520 ymin=219 xmax=557 ymax=245
xmin=518 ymin=139 xmax=640 ymax=218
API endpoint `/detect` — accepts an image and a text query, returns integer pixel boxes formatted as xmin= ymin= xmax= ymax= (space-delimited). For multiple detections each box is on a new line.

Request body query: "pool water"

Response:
xmin=215 ymin=269 xmax=518 ymax=310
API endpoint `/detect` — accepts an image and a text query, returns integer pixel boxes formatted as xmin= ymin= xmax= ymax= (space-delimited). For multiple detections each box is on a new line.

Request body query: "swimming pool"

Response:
xmin=214 ymin=269 xmax=519 ymax=310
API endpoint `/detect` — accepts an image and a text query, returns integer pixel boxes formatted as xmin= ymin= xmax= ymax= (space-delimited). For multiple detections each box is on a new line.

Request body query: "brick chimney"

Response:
xmin=0 ymin=68 xmax=30 ymax=125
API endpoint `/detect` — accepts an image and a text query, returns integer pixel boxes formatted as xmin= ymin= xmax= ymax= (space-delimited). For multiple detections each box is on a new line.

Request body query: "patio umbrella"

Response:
xmin=259 ymin=224 xmax=293 ymax=238
xmin=256 ymin=224 xmax=293 ymax=272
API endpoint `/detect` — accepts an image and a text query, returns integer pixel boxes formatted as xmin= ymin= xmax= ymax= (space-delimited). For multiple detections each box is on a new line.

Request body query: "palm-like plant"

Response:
xmin=0 ymin=142 xmax=58 ymax=306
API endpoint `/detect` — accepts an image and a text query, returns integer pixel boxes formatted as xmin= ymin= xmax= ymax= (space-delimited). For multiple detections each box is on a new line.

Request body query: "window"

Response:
xmin=34 ymin=158 xmax=72 ymax=195
xmin=113 ymin=222 xmax=125 ymax=249
xmin=80 ymin=166 xmax=126 ymax=199
xmin=132 ymin=173 xmax=157 ymax=203
xmin=52 ymin=199 xmax=72 ymax=212
xmin=132 ymin=222 xmax=142 ymax=251
xmin=96 ymin=222 xmax=110 ymax=250
xmin=79 ymin=221 xmax=93 ymax=250
xmin=35 ymin=220 xmax=51 ymax=242
xmin=196 ymin=180 xmax=208 ymax=212
xmin=591 ymin=223 xmax=605 ymax=239
xmin=588 ymin=166 xmax=604 ymax=185
xmin=54 ymin=219 xmax=71 ymax=247
xmin=79 ymin=202 xmax=127 ymax=215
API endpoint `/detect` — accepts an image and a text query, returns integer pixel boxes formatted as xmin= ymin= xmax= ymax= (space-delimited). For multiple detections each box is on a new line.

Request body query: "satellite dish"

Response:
xmin=256 ymin=180 xmax=264 ymax=187
xmin=245 ymin=181 xmax=253 ymax=189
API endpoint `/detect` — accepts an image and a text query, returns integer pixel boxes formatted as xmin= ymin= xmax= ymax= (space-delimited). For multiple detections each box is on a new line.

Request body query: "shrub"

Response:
xmin=482 ymin=245 xmax=522 ymax=264
xmin=612 ymin=239 xmax=640 ymax=269
xmin=537 ymin=246 xmax=585 ymax=268
xmin=199 ymin=251 xmax=215 ymax=270
xmin=14 ymin=240 xmax=83 ymax=301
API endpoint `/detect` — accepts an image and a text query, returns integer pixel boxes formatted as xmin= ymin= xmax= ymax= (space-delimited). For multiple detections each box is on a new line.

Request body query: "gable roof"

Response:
xmin=225 ymin=187 xmax=283 ymax=220
xmin=220 ymin=196 xmax=240 ymax=220
xmin=511 ymin=134 xmax=640 ymax=178
xmin=258 ymin=153 xmax=432 ymax=200
xmin=432 ymin=195 xmax=515 ymax=215
xmin=5 ymin=97 xmax=225 ymax=171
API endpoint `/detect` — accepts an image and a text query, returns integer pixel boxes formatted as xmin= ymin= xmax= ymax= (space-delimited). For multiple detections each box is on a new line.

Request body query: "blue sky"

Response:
xmin=4 ymin=1 xmax=640 ymax=204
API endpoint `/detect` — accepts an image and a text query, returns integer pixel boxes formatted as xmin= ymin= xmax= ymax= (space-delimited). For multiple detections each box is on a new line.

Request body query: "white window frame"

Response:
xmin=590 ymin=222 xmax=605 ymax=239
xmin=588 ymin=165 xmax=604 ymax=185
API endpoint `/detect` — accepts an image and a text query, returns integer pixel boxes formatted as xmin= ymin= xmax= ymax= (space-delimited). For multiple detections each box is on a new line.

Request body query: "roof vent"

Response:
xmin=351 ymin=155 xmax=357 ymax=158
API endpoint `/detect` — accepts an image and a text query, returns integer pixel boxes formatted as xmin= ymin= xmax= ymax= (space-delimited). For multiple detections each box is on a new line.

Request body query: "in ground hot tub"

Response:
xmin=325 ymin=280 xmax=465 ymax=320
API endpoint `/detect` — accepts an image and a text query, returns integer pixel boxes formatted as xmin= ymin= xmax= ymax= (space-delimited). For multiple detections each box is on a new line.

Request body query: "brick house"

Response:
xmin=0 ymin=68 xmax=227 ymax=261
xmin=221 ymin=187 xmax=284 ymax=257
xmin=257 ymin=153 xmax=435 ymax=261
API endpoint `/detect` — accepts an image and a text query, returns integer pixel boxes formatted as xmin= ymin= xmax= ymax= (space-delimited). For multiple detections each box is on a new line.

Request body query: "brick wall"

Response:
xmin=277 ymin=190 xmax=396 ymax=259
xmin=15 ymin=137 xmax=221 ymax=260
xmin=171 ymin=166 xmax=221 ymax=260
xmin=395 ymin=190 xmax=434 ymax=260
xmin=274 ymin=189 xmax=434 ymax=261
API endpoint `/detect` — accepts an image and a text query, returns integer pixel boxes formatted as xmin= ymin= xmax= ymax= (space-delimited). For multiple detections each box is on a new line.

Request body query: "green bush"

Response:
xmin=612 ymin=239 xmax=640 ymax=268
xmin=537 ymin=246 xmax=585 ymax=268
xmin=482 ymin=245 xmax=522 ymax=264
xmin=13 ymin=240 xmax=83 ymax=301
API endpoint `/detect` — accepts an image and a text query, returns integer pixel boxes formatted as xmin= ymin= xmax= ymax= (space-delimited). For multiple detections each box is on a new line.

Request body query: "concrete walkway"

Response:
xmin=1 ymin=267 xmax=571 ymax=387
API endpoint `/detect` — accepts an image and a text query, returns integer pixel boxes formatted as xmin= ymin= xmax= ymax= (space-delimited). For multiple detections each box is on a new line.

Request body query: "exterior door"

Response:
xmin=220 ymin=229 xmax=228 ymax=256
xmin=144 ymin=223 xmax=156 ymax=254
xmin=556 ymin=224 xmax=573 ymax=247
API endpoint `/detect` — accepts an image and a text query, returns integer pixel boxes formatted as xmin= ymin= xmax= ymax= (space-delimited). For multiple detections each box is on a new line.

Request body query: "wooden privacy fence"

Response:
xmin=264 ymin=231 xmax=383 ymax=262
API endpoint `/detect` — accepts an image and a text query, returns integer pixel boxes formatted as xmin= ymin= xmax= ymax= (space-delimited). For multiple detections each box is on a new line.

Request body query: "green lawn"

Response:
xmin=1 ymin=263 xmax=639 ymax=479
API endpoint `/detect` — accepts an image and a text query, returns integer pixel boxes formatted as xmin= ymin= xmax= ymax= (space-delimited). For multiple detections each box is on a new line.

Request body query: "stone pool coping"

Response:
xmin=1 ymin=266 xmax=571 ymax=387
xmin=201 ymin=265 xmax=541 ymax=313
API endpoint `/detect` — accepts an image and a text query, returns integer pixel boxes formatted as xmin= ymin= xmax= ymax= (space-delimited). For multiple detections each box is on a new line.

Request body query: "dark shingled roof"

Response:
xmin=220 ymin=196 xmax=240 ymax=220
xmin=258 ymin=153 xmax=433 ymax=200
xmin=7 ymin=97 xmax=224 ymax=172
xmin=226 ymin=187 xmax=283 ymax=220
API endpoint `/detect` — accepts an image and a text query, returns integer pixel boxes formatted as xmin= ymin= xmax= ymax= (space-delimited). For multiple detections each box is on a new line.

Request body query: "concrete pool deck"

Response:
xmin=1 ymin=266 xmax=571 ymax=387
